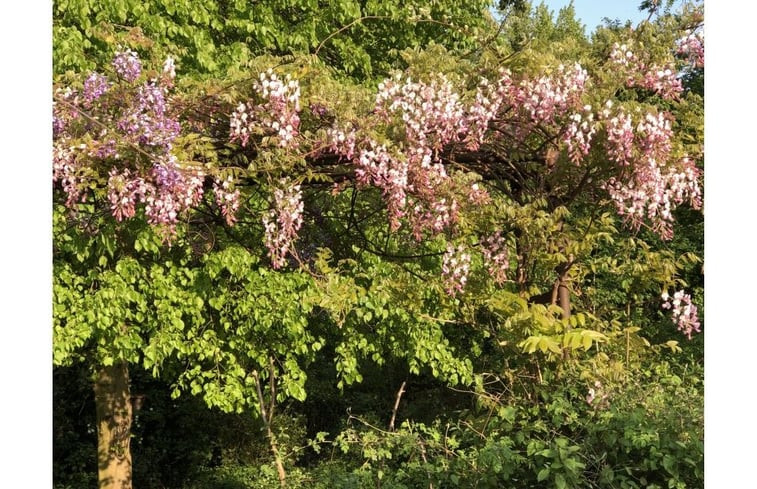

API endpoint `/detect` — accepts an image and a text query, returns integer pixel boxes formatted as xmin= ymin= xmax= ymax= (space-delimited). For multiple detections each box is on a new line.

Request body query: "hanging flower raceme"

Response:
xmin=112 ymin=48 xmax=142 ymax=82
xmin=638 ymin=65 xmax=682 ymax=100
xmin=662 ymin=290 xmax=701 ymax=339
xmin=53 ymin=51 xmax=209 ymax=237
xmin=635 ymin=111 xmax=674 ymax=162
xmin=326 ymin=125 xmax=358 ymax=161
xmin=375 ymin=74 xmax=465 ymax=150
xmin=464 ymin=69 xmax=516 ymax=150
xmin=601 ymin=102 xmax=635 ymax=166
xmin=481 ymin=231 xmax=510 ymax=285
xmin=263 ymin=179 xmax=304 ymax=269
xmin=677 ymin=31 xmax=704 ymax=69
xmin=515 ymin=63 xmax=588 ymax=124
xmin=355 ymin=141 xmax=409 ymax=231
xmin=141 ymin=157 xmax=205 ymax=233
xmin=82 ymin=72 xmax=110 ymax=106
xmin=442 ymin=243 xmax=471 ymax=296
xmin=117 ymin=79 xmax=181 ymax=152
xmin=105 ymin=159 xmax=205 ymax=235
xmin=213 ymin=176 xmax=241 ymax=226
xmin=230 ymin=69 xmax=301 ymax=149
xmin=409 ymin=195 xmax=459 ymax=242
xmin=600 ymin=102 xmax=700 ymax=240
xmin=53 ymin=143 xmax=86 ymax=208
xmin=107 ymin=168 xmax=146 ymax=222
xmin=605 ymin=155 xmax=701 ymax=240
xmin=562 ymin=105 xmax=597 ymax=164
xmin=609 ymin=42 xmax=683 ymax=100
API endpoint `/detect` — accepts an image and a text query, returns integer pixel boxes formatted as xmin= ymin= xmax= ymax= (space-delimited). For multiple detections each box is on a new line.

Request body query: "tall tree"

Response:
xmin=53 ymin=1 xmax=704 ymax=487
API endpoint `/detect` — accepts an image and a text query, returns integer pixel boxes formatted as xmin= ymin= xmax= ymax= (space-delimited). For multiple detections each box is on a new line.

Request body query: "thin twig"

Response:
xmin=388 ymin=380 xmax=407 ymax=432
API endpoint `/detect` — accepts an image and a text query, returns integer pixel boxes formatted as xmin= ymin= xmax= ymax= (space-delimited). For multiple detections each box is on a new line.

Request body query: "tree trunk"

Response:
xmin=93 ymin=362 xmax=133 ymax=489
xmin=267 ymin=425 xmax=287 ymax=488
xmin=558 ymin=279 xmax=571 ymax=321
xmin=543 ymin=255 xmax=575 ymax=362
xmin=253 ymin=366 xmax=287 ymax=488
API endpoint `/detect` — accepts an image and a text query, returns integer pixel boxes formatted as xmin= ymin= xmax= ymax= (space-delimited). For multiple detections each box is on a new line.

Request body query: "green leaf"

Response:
xmin=555 ymin=473 xmax=566 ymax=489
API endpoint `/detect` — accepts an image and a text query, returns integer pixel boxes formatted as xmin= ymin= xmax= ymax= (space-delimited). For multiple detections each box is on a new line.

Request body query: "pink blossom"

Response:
xmin=662 ymin=290 xmax=701 ymax=339
xmin=639 ymin=65 xmax=682 ymax=100
xmin=375 ymin=74 xmax=465 ymax=150
xmin=605 ymin=155 xmax=701 ymax=240
xmin=442 ymin=243 xmax=471 ymax=296
xmin=516 ymin=63 xmax=588 ymax=124
xmin=602 ymin=102 xmax=635 ymax=166
xmin=481 ymin=231 xmax=509 ymax=284
xmin=82 ymin=72 xmax=110 ymax=106
xmin=213 ymin=176 xmax=241 ymax=226
xmin=609 ymin=42 xmax=683 ymax=99
xmin=263 ymin=179 xmax=304 ymax=269
xmin=53 ymin=141 xmax=86 ymax=207
xmin=677 ymin=31 xmax=704 ymax=69
xmin=562 ymin=105 xmax=596 ymax=164
xmin=112 ymin=48 xmax=142 ymax=82
xmin=107 ymin=168 xmax=146 ymax=221
xmin=230 ymin=70 xmax=301 ymax=149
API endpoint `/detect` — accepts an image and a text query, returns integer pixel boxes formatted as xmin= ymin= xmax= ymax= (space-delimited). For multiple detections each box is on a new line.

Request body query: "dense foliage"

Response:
xmin=53 ymin=1 xmax=704 ymax=488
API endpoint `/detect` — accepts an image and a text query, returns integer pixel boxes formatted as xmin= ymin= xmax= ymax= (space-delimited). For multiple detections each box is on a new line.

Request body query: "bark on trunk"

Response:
xmin=558 ymin=280 xmax=571 ymax=320
xmin=253 ymin=366 xmax=287 ymax=488
xmin=93 ymin=362 xmax=133 ymax=489
xmin=267 ymin=426 xmax=287 ymax=488
xmin=557 ymin=262 xmax=573 ymax=360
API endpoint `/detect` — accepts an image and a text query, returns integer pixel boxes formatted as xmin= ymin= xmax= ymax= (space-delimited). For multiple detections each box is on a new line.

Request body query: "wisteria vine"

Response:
xmin=53 ymin=38 xmax=703 ymax=340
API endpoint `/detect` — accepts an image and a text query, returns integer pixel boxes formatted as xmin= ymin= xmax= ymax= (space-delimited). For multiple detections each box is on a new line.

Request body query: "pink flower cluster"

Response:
xmin=609 ymin=43 xmax=638 ymax=70
xmin=481 ymin=231 xmax=509 ymax=285
xmin=230 ymin=70 xmax=301 ymax=148
xmin=106 ymin=157 xmax=205 ymax=234
xmin=662 ymin=290 xmax=701 ymax=339
xmin=639 ymin=66 xmax=683 ymax=101
xmin=609 ymin=42 xmax=682 ymax=100
xmin=515 ymin=63 xmax=588 ymax=124
xmin=562 ymin=105 xmax=596 ymax=164
xmin=375 ymin=74 xmax=465 ymax=150
xmin=667 ymin=157 xmax=702 ymax=209
xmin=107 ymin=168 xmax=147 ymax=222
xmin=82 ymin=72 xmax=110 ymax=106
xmin=350 ymin=74 xmax=474 ymax=238
xmin=464 ymin=70 xmax=515 ymax=150
xmin=602 ymin=102 xmax=635 ymax=166
xmin=262 ymin=180 xmax=304 ymax=269
xmin=355 ymin=141 xmax=409 ymax=231
xmin=442 ymin=243 xmax=471 ymax=296
xmin=148 ymin=161 xmax=204 ymax=228
xmin=677 ymin=31 xmax=704 ymax=69
xmin=472 ymin=65 xmax=596 ymax=162
xmin=600 ymin=103 xmax=700 ymax=240
xmin=54 ymin=51 xmax=210 ymax=235
xmin=117 ymin=80 xmax=181 ymax=152
xmin=112 ymin=48 xmax=142 ymax=82
xmin=326 ymin=125 xmax=358 ymax=161
xmin=53 ymin=88 xmax=79 ymax=137
xmin=53 ymin=143 xmax=85 ymax=207
xmin=467 ymin=182 xmax=490 ymax=205
xmin=605 ymin=156 xmax=701 ymax=240
xmin=635 ymin=112 xmax=673 ymax=161
xmin=409 ymin=194 xmax=458 ymax=241
xmin=213 ymin=176 xmax=241 ymax=226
